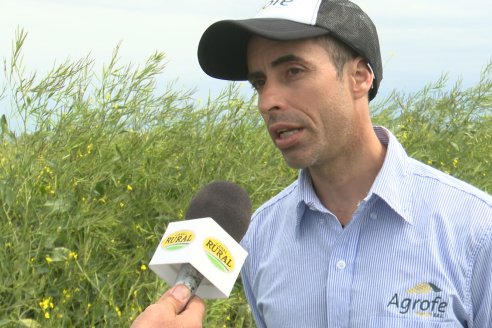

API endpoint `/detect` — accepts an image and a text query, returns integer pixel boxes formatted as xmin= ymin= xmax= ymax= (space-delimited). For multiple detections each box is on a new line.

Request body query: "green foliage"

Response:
xmin=372 ymin=65 xmax=492 ymax=192
xmin=0 ymin=29 xmax=491 ymax=327
xmin=0 ymin=30 xmax=292 ymax=328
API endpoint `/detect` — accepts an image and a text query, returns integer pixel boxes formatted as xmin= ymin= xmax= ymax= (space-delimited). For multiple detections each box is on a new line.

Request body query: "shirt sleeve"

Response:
xmin=470 ymin=227 xmax=492 ymax=325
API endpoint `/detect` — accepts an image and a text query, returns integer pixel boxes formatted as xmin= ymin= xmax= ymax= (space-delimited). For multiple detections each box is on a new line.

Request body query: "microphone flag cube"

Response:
xmin=149 ymin=217 xmax=248 ymax=299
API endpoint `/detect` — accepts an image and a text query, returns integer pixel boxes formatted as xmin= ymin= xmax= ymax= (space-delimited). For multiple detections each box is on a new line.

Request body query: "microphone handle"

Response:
xmin=174 ymin=263 xmax=204 ymax=296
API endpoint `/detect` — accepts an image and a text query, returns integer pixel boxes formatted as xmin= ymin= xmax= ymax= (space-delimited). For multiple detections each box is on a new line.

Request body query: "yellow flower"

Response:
xmin=39 ymin=299 xmax=49 ymax=310
xmin=44 ymin=312 xmax=50 ymax=319
xmin=140 ymin=264 xmax=147 ymax=271
xmin=39 ymin=297 xmax=54 ymax=311
xmin=45 ymin=256 xmax=53 ymax=264
xmin=68 ymin=252 xmax=78 ymax=260
xmin=44 ymin=183 xmax=55 ymax=195
xmin=44 ymin=166 xmax=53 ymax=175
xmin=63 ymin=289 xmax=72 ymax=299
xmin=114 ymin=306 xmax=122 ymax=317
xmin=126 ymin=184 xmax=133 ymax=192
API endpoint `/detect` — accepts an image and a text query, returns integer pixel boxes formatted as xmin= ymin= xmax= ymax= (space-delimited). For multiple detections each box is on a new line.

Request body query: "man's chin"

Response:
xmin=282 ymin=155 xmax=310 ymax=170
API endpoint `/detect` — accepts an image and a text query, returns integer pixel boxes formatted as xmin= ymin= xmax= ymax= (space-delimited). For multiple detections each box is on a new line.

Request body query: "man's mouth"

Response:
xmin=277 ymin=128 xmax=302 ymax=139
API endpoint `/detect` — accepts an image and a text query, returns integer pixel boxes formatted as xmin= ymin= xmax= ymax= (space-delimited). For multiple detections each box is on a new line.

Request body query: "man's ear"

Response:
xmin=351 ymin=57 xmax=374 ymax=100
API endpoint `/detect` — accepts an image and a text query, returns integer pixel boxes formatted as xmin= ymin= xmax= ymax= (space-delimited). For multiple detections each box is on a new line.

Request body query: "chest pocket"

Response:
xmin=370 ymin=316 xmax=461 ymax=327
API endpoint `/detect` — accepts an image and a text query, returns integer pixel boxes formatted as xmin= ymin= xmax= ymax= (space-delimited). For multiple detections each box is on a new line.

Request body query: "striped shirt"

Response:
xmin=241 ymin=127 xmax=492 ymax=328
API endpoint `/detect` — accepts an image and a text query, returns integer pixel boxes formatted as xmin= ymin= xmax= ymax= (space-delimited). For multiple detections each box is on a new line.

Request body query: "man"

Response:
xmin=196 ymin=0 xmax=492 ymax=327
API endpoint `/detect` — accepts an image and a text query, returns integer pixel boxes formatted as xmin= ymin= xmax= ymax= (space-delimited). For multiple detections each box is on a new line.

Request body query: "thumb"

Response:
xmin=159 ymin=284 xmax=192 ymax=314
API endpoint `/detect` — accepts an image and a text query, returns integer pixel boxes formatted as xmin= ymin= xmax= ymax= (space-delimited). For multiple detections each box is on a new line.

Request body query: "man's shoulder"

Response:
xmin=406 ymin=159 xmax=492 ymax=243
xmin=409 ymin=158 xmax=492 ymax=208
xmin=252 ymin=179 xmax=299 ymax=220
xmin=241 ymin=179 xmax=299 ymax=251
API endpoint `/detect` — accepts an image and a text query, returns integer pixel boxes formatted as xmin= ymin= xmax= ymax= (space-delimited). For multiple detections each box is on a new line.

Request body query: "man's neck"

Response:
xmin=309 ymin=131 xmax=387 ymax=227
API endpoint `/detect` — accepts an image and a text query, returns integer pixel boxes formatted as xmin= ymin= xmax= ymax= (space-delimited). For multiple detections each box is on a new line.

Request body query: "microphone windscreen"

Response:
xmin=185 ymin=181 xmax=252 ymax=242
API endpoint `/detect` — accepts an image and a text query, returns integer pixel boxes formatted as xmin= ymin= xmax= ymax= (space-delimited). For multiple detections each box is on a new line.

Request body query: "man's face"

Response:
xmin=246 ymin=36 xmax=360 ymax=170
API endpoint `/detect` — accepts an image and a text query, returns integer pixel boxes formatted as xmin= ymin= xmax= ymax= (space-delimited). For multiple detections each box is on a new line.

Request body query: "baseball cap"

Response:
xmin=198 ymin=0 xmax=382 ymax=101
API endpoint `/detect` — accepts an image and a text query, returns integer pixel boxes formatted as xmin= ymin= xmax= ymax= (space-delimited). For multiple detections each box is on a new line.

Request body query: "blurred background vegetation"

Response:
xmin=0 ymin=30 xmax=491 ymax=327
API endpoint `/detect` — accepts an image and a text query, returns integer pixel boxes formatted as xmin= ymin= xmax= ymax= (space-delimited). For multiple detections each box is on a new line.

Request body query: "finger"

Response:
xmin=158 ymin=284 xmax=192 ymax=315
xmin=130 ymin=303 xmax=164 ymax=327
xmin=179 ymin=296 xmax=206 ymax=326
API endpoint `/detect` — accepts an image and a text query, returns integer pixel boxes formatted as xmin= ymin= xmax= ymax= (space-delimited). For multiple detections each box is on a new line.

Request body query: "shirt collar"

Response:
xmin=295 ymin=126 xmax=414 ymax=230
xmin=370 ymin=126 xmax=414 ymax=224
xmin=294 ymin=170 xmax=326 ymax=234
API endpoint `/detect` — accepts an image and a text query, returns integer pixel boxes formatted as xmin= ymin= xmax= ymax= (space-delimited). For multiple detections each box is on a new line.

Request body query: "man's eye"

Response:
xmin=250 ymin=79 xmax=265 ymax=91
xmin=287 ymin=67 xmax=303 ymax=76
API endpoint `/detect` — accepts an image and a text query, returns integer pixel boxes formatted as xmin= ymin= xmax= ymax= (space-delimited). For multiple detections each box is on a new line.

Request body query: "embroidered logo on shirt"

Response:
xmin=386 ymin=282 xmax=448 ymax=318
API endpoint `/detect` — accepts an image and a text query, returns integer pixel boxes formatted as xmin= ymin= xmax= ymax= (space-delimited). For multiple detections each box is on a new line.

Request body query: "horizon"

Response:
xmin=1 ymin=0 xmax=491 ymax=128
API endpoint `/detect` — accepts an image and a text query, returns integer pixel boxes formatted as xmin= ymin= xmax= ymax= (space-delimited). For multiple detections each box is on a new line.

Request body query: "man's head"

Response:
xmin=198 ymin=0 xmax=382 ymax=101
xmin=244 ymin=35 xmax=374 ymax=169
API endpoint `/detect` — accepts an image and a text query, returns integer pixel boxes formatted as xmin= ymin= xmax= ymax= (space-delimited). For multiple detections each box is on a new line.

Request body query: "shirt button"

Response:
xmin=370 ymin=212 xmax=377 ymax=220
xmin=336 ymin=260 xmax=346 ymax=270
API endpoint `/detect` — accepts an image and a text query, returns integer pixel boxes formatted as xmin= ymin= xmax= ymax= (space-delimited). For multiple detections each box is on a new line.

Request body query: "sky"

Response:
xmin=1 ymin=0 xmax=491 ymax=119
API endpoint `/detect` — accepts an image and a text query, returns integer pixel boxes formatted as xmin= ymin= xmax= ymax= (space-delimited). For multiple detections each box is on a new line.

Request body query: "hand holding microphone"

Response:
xmin=149 ymin=181 xmax=251 ymax=298
xmin=131 ymin=181 xmax=251 ymax=327
xmin=172 ymin=181 xmax=252 ymax=296
xmin=130 ymin=284 xmax=205 ymax=328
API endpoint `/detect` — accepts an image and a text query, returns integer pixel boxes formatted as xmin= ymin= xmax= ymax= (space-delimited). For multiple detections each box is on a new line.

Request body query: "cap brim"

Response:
xmin=198 ymin=19 xmax=328 ymax=81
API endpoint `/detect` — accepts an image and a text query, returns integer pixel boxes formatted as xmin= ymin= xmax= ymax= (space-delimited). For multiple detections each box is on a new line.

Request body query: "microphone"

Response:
xmin=149 ymin=181 xmax=251 ymax=299
xmin=183 ymin=181 xmax=252 ymax=242
xmin=175 ymin=181 xmax=252 ymax=295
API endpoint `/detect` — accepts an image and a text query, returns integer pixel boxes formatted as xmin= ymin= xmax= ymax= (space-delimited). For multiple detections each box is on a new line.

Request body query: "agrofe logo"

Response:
xmin=387 ymin=282 xmax=449 ymax=319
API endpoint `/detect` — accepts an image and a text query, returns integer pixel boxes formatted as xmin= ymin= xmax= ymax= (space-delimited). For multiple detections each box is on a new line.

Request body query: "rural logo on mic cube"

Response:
xmin=161 ymin=230 xmax=235 ymax=272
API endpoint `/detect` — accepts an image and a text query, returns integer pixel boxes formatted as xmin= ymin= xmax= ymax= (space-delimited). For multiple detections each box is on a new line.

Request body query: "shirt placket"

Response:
xmin=325 ymin=204 xmax=365 ymax=327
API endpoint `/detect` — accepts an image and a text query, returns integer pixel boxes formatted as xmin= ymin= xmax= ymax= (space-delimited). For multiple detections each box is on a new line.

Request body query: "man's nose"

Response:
xmin=257 ymin=81 xmax=284 ymax=114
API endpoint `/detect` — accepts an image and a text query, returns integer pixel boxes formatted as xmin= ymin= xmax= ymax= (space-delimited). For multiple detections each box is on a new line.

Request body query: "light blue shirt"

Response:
xmin=241 ymin=127 xmax=492 ymax=328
